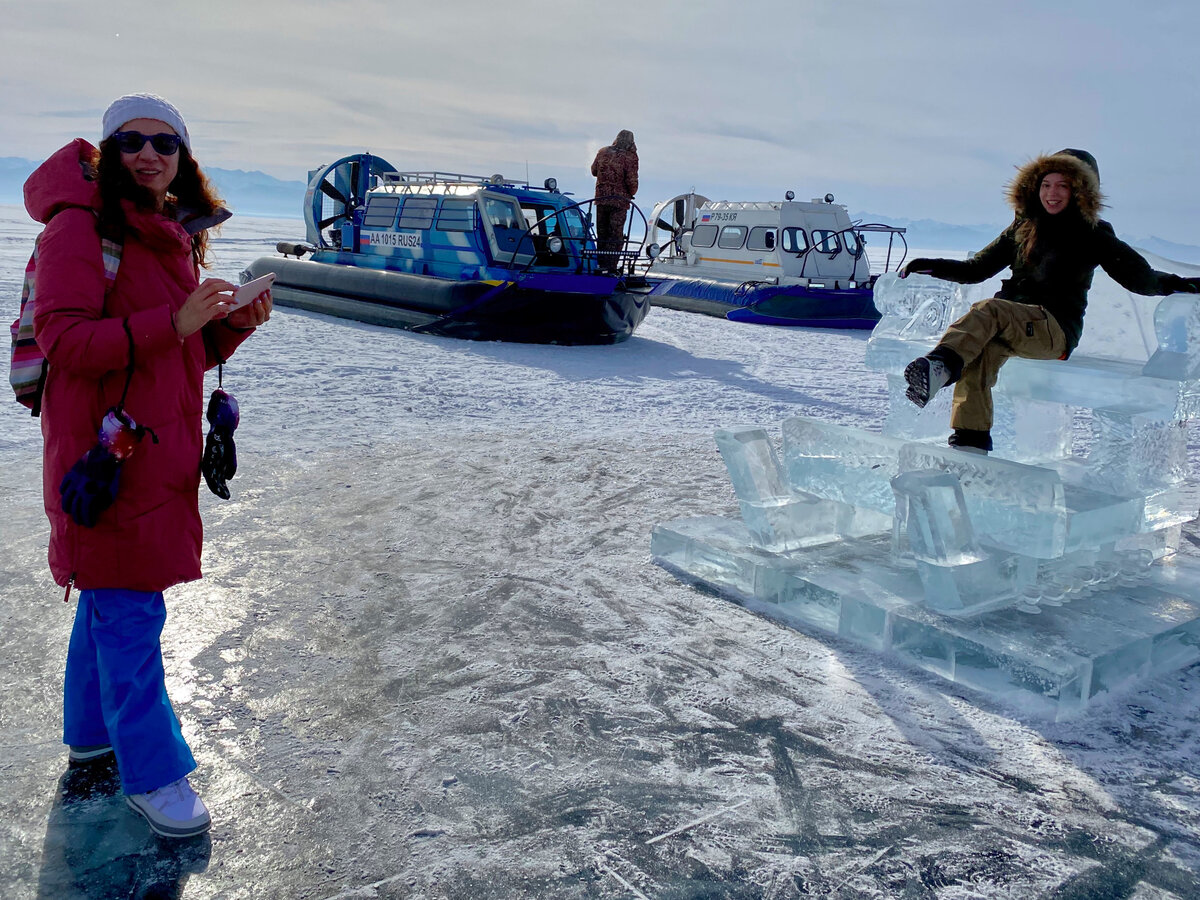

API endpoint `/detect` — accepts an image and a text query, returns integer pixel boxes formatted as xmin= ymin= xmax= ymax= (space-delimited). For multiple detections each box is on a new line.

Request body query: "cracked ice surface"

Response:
xmin=2 ymin=209 xmax=1200 ymax=898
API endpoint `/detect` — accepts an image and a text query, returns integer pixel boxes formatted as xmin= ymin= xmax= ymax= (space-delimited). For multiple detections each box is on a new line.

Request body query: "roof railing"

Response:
xmin=375 ymin=171 xmax=532 ymax=192
xmin=704 ymin=201 xmax=782 ymax=212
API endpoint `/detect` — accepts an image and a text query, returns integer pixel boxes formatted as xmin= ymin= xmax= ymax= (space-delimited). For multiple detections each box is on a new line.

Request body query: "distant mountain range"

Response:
xmin=851 ymin=212 xmax=1003 ymax=255
xmin=1 ymin=156 xmax=307 ymax=219
xmin=5 ymin=156 xmax=1200 ymax=264
xmin=849 ymin=211 xmax=1200 ymax=265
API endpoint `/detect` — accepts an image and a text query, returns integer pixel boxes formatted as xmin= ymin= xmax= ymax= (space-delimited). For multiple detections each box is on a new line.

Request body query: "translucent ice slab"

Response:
xmin=891 ymin=470 xmax=1037 ymax=615
xmin=1087 ymin=406 xmax=1188 ymax=496
xmin=891 ymin=471 xmax=982 ymax=566
xmin=879 ymin=374 xmax=954 ymax=442
xmin=997 ymin=356 xmax=1183 ymax=418
xmin=897 ymin=443 xmax=1143 ymax=559
xmin=781 ymin=416 xmax=907 ymax=515
xmin=714 ymin=426 xmax=789 ymax=502
xmin=651 ymin=514 xmax=1200 ymax=719
xmin=1143 ymin=294 xmax=1200 ymax=380
xmin=865 ymin=273 xmax=998 ymax=373
xmin=715 ymin=426 xmax=890 ymax=551
xmin=867 ymin=273 xmax=964 ymax=346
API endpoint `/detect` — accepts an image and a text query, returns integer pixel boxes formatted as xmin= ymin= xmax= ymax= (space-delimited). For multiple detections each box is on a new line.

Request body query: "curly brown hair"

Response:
xmin=94 ymin=138 xmax=225 ymax=269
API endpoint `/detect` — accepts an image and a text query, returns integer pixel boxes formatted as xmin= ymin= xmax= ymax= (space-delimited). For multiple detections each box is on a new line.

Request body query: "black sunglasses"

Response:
xmin=110 ymin=131 xmax=183 ymax=156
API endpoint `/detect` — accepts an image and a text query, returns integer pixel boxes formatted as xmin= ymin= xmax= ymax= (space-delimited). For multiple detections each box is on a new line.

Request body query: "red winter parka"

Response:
xmin=26 ymin=139 xmax=251 ymax=593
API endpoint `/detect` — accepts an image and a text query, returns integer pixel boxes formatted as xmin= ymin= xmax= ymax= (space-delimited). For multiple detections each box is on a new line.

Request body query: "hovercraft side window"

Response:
xmin=484 ymin=196 xmax=524 ymax=233
xmin=747 ymin=226 xmax=776 ymax=252
xmin=813 ymin=230 xmax=841 ymax=254
xmin=520 ymin=203 xmax=559 ymax=237
xmin=362 ymin=195 xmax=400 ymax=228
xmin=717 ymin=226 xmax=747 ymax=249
xmin=397 ymin=197 xmax=437 ymax=230
xmin=690 ymin=224 xmax=718 ymax=248
xmin=561 ymin=208 xmax=586 ymax=239
xmin=519 ymin=202 xmax=571 ymax=267
xmin=843 ymin=230 xmax=861 ymax=256
xmin=436 ymin=198 xmax=475 ymax=232
xmin=480 ymin=193 xmax=534 ymax=264
xmin=781 ymin=228 xmax=809 ymax=253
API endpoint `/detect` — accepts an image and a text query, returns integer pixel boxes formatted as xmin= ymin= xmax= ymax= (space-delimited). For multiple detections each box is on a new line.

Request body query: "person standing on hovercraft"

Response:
xmin=590 ymin=129 xmax=639 ymax=273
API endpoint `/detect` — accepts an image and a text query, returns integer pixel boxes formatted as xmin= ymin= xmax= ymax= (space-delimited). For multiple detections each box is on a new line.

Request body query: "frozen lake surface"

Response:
xmin=1 ymin=205 xmax=1199 ymax=898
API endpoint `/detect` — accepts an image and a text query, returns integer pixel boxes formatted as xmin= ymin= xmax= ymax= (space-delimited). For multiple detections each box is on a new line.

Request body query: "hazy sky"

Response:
xmin=5 ymin=0 xmax=1200 ymax=242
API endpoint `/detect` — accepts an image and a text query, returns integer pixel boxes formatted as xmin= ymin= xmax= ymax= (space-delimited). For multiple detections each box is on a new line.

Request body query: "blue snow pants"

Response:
xmin=63 ymin=589 xmax=196 ymax=795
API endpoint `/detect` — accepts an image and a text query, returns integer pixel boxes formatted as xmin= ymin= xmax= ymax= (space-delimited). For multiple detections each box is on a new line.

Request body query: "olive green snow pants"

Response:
xmin=936 ymin=297 xmax=1068 ymax=433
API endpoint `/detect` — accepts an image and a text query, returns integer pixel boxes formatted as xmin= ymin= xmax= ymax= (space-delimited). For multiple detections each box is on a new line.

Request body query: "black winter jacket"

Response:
xmin=907 ymin=152 xmax=1189 ymax=355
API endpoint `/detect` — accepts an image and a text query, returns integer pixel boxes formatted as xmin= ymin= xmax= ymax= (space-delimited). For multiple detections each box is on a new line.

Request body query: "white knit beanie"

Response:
xmin=101 ymin=93 xmax=191 ymax=151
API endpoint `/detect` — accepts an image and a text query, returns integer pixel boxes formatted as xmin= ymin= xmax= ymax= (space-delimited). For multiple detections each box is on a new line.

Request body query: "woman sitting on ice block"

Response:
xmin=901 ymin=148 xmax=1200 ymax=454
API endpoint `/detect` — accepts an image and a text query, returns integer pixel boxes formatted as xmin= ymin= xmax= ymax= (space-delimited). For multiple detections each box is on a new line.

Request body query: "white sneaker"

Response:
xmin=126 ymin=777 xmax=211 ymax=838
xmin=904 ymin=357 xmax=951 ymax=408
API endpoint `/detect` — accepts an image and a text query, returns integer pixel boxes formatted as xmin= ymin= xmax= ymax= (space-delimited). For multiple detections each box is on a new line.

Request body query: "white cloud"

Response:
xmin=4 ymin=0 xmax=1199 ymax=242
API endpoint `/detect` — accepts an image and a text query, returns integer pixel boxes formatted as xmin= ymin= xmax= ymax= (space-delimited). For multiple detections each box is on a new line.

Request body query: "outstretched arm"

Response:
xmin=1096 ymin=222 xmax=1200 ymax=295
xmin=901 ymin=227 xmax=1014 ymax=284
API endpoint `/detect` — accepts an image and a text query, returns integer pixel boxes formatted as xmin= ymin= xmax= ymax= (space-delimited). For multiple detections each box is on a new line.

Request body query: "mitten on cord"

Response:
xmin=202 ymin=389 xmax=240 ymax=499
xmin=60 ymin=407 xmax=154 ymax=527
xmin=60 ymin=446 xmax=123 ymax=528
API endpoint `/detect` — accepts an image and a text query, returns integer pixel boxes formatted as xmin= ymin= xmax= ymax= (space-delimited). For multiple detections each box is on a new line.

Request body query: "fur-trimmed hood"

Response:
xmin=1006 ymin=150 xmax=1103 ymax=224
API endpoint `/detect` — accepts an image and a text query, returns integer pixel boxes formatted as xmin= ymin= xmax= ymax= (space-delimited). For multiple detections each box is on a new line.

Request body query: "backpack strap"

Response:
xmin=99 ymin=234 xmax=122 ymax=293
xmin=9 ymin=211 xmax=122 ymax=416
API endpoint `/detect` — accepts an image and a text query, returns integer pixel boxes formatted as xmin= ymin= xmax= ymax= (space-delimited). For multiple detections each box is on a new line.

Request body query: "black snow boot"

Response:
xmin=949 ymin=428 xmax=992 ymax=454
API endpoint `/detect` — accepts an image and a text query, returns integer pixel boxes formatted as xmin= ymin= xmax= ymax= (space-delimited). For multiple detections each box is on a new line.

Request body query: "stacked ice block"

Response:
xmin=654 ymin=269 xmax=1200 ymax=717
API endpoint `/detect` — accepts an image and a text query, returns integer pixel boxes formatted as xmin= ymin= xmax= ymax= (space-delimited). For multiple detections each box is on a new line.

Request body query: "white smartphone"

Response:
xmin=228 ymin=272 xmax=276 ymax=310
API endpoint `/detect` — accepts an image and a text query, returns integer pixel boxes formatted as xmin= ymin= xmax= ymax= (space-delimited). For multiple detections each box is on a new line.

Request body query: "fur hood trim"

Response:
xmin=1006 ymin=152 xmax=1103 ymax=224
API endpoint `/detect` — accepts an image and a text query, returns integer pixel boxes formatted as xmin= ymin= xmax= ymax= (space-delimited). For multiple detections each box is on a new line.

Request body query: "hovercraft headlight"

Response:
xmin=646 ymin=243 xmax=662 ymax=260
xmin=544 ymin=177 xmax=558 ymax=192
xmin=547 ymin=235 xmax=564 ymax=254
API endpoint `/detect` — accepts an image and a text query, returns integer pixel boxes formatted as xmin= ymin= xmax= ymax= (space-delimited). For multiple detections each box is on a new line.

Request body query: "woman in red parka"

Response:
xmin=27 ymin=93 xmax=271 ymax=838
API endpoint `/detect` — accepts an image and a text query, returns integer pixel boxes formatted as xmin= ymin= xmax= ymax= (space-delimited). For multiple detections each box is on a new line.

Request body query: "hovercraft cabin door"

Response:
xmin=479 ymin=192 xmax=535 ymax=267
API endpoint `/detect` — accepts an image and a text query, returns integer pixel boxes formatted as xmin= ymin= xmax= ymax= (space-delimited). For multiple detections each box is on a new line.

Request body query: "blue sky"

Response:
xmin=4 ymin=0 xmax=1199 ymax=242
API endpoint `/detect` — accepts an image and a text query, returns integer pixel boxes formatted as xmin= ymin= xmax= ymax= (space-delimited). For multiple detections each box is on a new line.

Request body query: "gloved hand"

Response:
xmin=1163 ymin=274 xmax=1200 ymax=294
xmin=60 ymin=446 xmax=123 ymax=528
xmin=201 ymin=389 xmax=239 ymax=500
xmin=899 ymin=258 xmax=937 ymax=279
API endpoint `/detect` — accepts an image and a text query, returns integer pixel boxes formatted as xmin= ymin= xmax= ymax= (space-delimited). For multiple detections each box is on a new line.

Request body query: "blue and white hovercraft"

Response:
xmin=242 ymin=153 xmax=650 ymax=343
xmin=640 ymin=191 xmax=907 ymax=329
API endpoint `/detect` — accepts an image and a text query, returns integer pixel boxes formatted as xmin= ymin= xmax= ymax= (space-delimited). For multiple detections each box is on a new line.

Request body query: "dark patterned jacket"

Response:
xmin=591 ymin=130 xmax=639 ymax=211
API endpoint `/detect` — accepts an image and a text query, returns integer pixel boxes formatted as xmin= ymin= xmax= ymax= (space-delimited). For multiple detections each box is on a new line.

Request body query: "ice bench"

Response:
xmin=776 ymin=417 xmax=1143 ymax=559
xmin=864 ymin=272 xmax=1200 ymax=500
